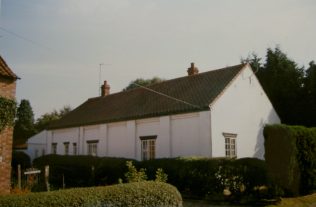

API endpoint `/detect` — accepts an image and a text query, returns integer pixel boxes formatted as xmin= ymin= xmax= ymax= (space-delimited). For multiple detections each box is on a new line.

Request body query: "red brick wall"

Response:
xmin=0 ymin=77 xmax=16 ymax=194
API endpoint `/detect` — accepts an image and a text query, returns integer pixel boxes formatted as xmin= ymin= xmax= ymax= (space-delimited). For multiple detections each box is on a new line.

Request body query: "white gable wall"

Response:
xmin=27 ymin=130 xmax=48 ymax=161
xmin=211 ymin=65 xmax=280 ymax=159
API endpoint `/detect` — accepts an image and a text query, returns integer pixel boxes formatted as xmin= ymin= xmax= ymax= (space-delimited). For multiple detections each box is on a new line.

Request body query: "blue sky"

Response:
xmin=1 ymin=0 xmax=316 ymax=118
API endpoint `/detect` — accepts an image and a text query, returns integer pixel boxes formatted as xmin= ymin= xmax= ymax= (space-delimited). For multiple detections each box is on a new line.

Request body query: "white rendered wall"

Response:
xmin=211 ymin=65 xmax=280 ymax=159
xmin=27 ymin=130 xmax=47 ymax=161
xmin=46 ymin=111 xmax=212 ymax=160
xmin=107 ymin=122 xmax=132 ymax=158
xmin=50 ymin=127 xmax=79 ymax=155
xmin=170 ymin=112 xmax=212 ymax=158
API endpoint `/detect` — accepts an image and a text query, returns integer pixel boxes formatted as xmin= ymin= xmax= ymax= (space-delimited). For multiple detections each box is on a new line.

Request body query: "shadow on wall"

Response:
xmin=254 ymin=109 xmax=279 ymax=159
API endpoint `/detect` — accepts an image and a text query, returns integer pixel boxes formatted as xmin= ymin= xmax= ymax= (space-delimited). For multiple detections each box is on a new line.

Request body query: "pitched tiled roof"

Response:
xmin=49 ymin=64 xmax=247 ymax=129
xmin=0 ymin=56 xmax=19 ymax=79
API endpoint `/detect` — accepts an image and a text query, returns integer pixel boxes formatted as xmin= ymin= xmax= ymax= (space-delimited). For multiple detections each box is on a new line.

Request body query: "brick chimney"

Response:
xmin=187 ymin=62 xmax=199 ymax=76
xmin=101 ymin=80 xmax=110 ymax=97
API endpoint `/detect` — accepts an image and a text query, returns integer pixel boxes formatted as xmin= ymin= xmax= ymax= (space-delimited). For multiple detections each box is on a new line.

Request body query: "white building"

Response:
xmin=26 ymin=130 xmax=47 ymax=161
xmin=27 ymin=63 xmax=280 ymax=161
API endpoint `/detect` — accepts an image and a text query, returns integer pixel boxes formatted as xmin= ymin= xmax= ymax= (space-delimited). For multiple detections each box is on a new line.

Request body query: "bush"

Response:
xmin=33 ymin=155 xmax=271 ymax=201
xmin=0 ymin=181 xmax=183 ymax=207
xmin=33 ymin=155 xmax=131 ymax=188
xmin=139 ymin=157 xmax=268 ymax=200
xmin=12 ymin=151 xmax=31 ymax=170
xmin=264 ymin=124 xmax=316 ymax=196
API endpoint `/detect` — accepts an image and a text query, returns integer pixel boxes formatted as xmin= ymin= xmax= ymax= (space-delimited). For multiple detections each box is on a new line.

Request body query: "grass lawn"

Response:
xmin=266 ymin=193 xmax=316 ymax=207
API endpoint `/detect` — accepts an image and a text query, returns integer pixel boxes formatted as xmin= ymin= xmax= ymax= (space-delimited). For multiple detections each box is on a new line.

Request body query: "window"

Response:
xmin=140 ymin=136 xmax=157 ymax=161
xmin=64 ymin=142 xmax=69 ymax=155
xmin=223 ymin=133 xmax=237 ymax=158
xmin=52 ymin=143 xmax=57 ymax=154
xmin=73 ymin=143 xmax=77 ymax=155
xmin=87 ymin=140 xmax=98 ymax=156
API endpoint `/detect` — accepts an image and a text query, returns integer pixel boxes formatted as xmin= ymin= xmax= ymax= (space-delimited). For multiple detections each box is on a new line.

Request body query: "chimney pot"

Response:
xmin=187 ymin=62 xmax=199 ymax=76
xmin=101 ymin=80 xmax=110 ymax=96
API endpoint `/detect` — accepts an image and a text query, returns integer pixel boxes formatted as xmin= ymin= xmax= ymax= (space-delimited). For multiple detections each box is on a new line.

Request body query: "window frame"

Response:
xmin=87 ymin=140 xmax=99 ymax=156
xmin=64 ymin=142 xmax=70 ymax=155
xmin=223 ymin=133 xmax=237 ymax=158
xmin=140 ymin=135 xmax=157 ymax=161
xmin=51 ymin=143 xmax=57 ymax=154
xmin=73 ymin=143 xmax=77 ymax=155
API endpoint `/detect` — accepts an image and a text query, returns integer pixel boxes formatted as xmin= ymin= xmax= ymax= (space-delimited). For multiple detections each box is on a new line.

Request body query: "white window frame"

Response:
xmin=140 ymin=136 xmax=157 ymax=161
xmin=64 ymin=142 xmax=70 ymax=155
xmin=87 ymin=140 xmax=98 ymax=156
xmin=52 ymin=143 xmax=57 ymax=154
xmin=223 ymin=133 xmax=237 ymax=158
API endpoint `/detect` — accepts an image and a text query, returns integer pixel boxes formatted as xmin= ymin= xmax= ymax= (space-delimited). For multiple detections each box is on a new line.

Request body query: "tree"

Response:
xmin=261 ymin=47 xmax=305 ymax=125
xmin=123 ymin=77 xmax=165 ymax=91
xmin=302 ymin=61 xmax=316 ymax=126
xmin=241 ymin=47 xmax=315 ymax=126
xmin=35 ymin=105 xmax=71 ymax=131
xmin=13 ymin=99 xmax=36 ymax=145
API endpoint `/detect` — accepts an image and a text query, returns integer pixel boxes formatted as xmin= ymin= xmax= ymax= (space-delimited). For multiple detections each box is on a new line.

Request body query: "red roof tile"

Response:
xmin=0 ymin=56 xmax=19 ymax=79
xmin=49 ymin=64 xmax=246 ymax=129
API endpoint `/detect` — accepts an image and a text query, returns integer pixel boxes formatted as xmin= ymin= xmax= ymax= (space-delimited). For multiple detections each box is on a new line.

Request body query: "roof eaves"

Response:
xmin=48 ymin=107 xmax=210 ymax=130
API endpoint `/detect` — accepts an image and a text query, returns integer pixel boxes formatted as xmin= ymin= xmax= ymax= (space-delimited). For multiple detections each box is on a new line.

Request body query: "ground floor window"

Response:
xmin=87 ymin=140 xmax=98 ymax=156
xmin=140 ymin=136 xmax=157 ymax=161
xmin=223 ymin=133 xmax=237 ymax=158
xmin=51 ymin=143 xmax=57 ymax=154
xmin=73 ymin=143 xmax=77 ymax=155
xmin=64 ymin=142 xmax=69 ymax=155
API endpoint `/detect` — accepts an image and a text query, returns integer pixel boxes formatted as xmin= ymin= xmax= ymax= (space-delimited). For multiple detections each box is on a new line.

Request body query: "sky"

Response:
xmin=0 ymin=0 xmax=315 ymax=119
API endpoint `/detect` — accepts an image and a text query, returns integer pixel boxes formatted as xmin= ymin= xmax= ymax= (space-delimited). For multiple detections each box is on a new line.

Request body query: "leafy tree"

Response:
xmin=242 ymin=47 xmax=316 ymax=126
xmin=123 ymin=77 xmax=165 ymax=91
xmin=261 ymin=47 xmax=305 ymax=124
xmin=13 ymin=99 xmax=36 ymax=145
xmin=35 ymin=105 xmax=71 ymax=131
xmin=302 ymin=61 xmax=316 ymax=126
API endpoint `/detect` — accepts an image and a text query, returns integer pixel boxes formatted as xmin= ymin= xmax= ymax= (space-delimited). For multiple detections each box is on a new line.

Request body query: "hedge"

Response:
xmin=139 ymin=157 xmax=269 ymax=198
xmin=33 ymin=155 xmax=131 ymax=188
xmin=34 ymin=155 xmax=270 ymax=200
xmin=264 ymin=124 xmax=316 ymax=196
xmin=0 ymin=181 xmax=182 ymax=207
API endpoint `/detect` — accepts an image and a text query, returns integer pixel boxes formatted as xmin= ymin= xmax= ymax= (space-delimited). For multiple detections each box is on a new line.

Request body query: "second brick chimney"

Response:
xmin=187 ymin=62 xmax=199 ymax=76
xmin=101 ymin=80 xmax=110 ymax=97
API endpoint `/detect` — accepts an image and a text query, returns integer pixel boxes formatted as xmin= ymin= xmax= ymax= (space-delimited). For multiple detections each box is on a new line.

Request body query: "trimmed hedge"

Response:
xmin=34 ymin=155 xmax=270 ymax=200
xmin=0 ymin=181 xmax=182 ymax=207
xmin=264 ymin=124 xmax=316 ymax=196
xmin=140 ymin=157 xmax=270 ymax=199
xmin=33 ymin=155 xmax=131 ymax=188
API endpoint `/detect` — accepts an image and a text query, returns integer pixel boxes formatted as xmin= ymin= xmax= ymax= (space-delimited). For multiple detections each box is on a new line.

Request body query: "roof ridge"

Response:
xmin=49 ymin=63 xmax=246 ymax=129
xmin=88 ymin=63 xmax=246 ymax=101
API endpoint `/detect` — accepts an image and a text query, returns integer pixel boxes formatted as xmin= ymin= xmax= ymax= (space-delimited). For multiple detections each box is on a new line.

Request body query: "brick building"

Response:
xmin=0 ymin=56 xmax=18 ymax=194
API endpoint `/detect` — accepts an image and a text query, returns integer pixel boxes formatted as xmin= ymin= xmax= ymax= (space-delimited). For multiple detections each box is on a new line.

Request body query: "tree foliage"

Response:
xmin=123 ymin=77 xmax=165 ymax=91
xmin=35 ymin=105 xmax=71 ymax=131
xmin=242 ymin=47 xmax=316 ymax=126
xmin=13 ymin=99 xmax=36 ymax=144
xmin=0 ymin=96 xmax=16 ymax=132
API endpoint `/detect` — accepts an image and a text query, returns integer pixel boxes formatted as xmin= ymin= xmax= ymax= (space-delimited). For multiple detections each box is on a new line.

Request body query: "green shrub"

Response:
xmin=264 ymin=124 xmax=316 ymax=196
xmin=139 ymin=157 xmax=268 ymax=200
xmin=125 ymin=161 xmax=147 ymax=183
xmin=155 ymin=168 xmax=168 ymax=182
xmin=0 ymin=181 xmax=182 ymax=207
xmin=33 ymin=155 xmax=131 ymax=188
xmin=12 ymin=151 xmax=31 ymax=170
